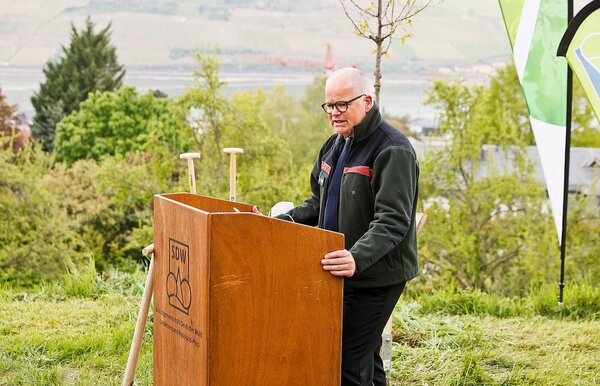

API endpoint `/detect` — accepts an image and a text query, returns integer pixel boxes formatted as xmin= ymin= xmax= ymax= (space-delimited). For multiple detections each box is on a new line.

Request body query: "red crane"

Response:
xmin=243 ymin=44 xmax=339 ymax=71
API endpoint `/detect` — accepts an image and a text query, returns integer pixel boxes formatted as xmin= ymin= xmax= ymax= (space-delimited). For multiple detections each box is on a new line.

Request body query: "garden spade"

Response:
xmin=122 ymin=151 xmax=201 ymax=386
xmin=223 ymin=147 xmax=244 ymax=201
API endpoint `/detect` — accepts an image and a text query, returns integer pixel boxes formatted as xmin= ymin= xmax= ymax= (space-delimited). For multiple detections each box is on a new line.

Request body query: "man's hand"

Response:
xmin=321 ymin=249 xmax=356 ymax=277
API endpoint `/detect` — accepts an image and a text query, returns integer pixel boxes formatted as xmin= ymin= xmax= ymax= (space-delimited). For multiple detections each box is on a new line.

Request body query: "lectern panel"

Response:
xmin=208 ymin=214 xmax=344 ymax=386
xmin=153 ymin=195 xmax=210 ymax=386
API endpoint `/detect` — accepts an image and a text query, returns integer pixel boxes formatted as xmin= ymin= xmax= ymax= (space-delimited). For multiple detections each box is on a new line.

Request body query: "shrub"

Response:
xmin=0 ymin=142 xmax=86 ymax=286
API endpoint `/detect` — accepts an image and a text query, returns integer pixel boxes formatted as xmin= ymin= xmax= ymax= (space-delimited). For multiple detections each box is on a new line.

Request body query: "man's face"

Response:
xmin=324 ymin=75 xmax=372 ymax=137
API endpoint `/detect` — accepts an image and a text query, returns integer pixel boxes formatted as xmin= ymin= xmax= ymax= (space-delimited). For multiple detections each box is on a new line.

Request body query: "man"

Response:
xmin=272 ymin=67 xmax=419 ymax=385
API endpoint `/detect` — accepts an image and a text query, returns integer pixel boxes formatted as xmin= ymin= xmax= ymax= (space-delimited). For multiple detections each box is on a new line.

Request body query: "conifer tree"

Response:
xmin=31 ymin=17 xmax=125 ymax=151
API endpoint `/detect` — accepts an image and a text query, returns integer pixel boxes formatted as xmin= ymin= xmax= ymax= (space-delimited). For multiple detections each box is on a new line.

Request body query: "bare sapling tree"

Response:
xmin=339 ymin=0 xmax=436 ymax=104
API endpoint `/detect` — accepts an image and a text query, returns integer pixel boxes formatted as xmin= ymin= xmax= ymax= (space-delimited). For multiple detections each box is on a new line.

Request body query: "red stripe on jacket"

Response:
xmin=343 ymin=166 xmax=373 ymax=178
xmin=321 ymin=161 xmax=331 ymax=174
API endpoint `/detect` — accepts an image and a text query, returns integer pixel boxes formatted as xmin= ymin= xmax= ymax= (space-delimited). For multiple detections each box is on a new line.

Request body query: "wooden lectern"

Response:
xmin=153 ymin=193 xmax=344 ymax=386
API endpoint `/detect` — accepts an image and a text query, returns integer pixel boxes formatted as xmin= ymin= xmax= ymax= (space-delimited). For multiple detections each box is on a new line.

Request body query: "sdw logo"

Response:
xmin=166 ymin=238 xmax=192 ymax=315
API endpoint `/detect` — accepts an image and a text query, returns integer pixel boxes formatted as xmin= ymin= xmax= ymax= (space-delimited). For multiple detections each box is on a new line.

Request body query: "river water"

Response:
xmin=1 ymin=67 xmax=434 ymax=121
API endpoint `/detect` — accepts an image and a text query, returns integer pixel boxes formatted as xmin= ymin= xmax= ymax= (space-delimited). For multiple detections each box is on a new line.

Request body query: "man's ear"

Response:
xmin=365 ymin=95 xmax=373 ymax=113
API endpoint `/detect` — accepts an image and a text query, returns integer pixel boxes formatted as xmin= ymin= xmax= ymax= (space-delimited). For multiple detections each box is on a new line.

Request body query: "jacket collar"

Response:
xmin=350 ymin=102 xmax=382 ymax=143
xmin=333 ymin=102 xmax=382 ymax=147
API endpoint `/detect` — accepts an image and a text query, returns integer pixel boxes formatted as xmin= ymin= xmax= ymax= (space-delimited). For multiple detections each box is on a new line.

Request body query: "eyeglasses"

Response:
xmin=321 ymin=94 xmax=366 ymax=114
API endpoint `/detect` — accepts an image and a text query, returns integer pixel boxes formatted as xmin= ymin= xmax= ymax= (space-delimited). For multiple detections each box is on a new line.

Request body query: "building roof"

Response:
xmin=409 ymin=139 xmax=600 ymax=196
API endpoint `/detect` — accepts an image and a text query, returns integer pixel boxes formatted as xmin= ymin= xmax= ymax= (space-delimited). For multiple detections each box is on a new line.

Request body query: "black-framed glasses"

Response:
xmin=321 ymin=94 xmax=366 ymax=114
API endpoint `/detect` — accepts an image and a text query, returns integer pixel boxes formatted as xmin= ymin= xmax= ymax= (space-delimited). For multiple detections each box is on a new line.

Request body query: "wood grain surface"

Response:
xmin=153 ymin=194 xmax=210 ymax=386
xmin=209 ymin=214 xmax=343 ymax=386
xmin=153 ymin=193 xmax=344 ymax=386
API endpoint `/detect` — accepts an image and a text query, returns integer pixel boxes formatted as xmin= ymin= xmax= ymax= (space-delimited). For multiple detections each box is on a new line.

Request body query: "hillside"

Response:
xmin=0 ymin=0 xmax=511 ymax=72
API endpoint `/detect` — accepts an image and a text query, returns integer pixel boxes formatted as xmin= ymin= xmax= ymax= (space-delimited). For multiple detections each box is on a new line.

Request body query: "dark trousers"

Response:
xmin=341 ymin=282 xmax=406 ymax=386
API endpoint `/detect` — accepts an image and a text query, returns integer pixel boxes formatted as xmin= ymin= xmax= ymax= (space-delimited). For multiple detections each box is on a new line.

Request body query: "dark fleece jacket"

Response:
xmin=279 ymin=104 xmax=419 ymax=288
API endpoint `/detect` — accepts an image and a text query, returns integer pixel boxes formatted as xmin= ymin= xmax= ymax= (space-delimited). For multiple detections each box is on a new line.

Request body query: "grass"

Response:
xmin=408 ymin=281 xmax=600 ymax=320
xmin=390 ymin=303 xmax=600 ymax=385
xmin=1 ymin=270 xmax=599 ymax=385
xmin=0 ymin=269 xmax=153 ymax=385
xmin=0 ymin=295 xmax=153 ymax=385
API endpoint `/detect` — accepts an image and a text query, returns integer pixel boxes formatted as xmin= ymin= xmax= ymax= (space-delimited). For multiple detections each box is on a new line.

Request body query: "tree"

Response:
xmin=480 ymin=63 xmax=533 ymax=146
xmin=177 ymin=55 xmax=300 ymax=207
xmin=339 ymin=0 xmax=435 ymax=103
xmin=31 ymin=17 xmax=125 ymax=152
xmin=226 ymin=88 xmax=314 ymax=208
xmin=0 ymin=87 xmax=27 ymax=151
xmin=46 ymin=154 xmax=170 ymax=272
xmin=259 ymin=78 xmax=331 ymax=167
xmin=177 ymin=54 xmax=230 ymax=196
xmin=54 ymin=87 xmax=191 ymax=165
xmin=419 ymin=66 xmax=559 ymax=294
xmin=0 ymin=87 xmax=19 ymax=135
xmin=0 ymin=142 xmax=86 ymax=286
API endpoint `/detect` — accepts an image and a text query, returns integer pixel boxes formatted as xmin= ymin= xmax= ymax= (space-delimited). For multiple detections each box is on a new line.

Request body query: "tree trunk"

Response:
xmin=374 ymin=0 xmax=383 ymax=105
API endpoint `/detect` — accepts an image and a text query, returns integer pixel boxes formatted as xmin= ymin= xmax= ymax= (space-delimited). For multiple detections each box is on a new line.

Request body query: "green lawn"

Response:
xmin=1 ymin=275 xmax=598 ymax=385
xmin=0 ymin=293 xmax=153 ymax=385
xmin=391 ymin=304 xmax=600 ymax=385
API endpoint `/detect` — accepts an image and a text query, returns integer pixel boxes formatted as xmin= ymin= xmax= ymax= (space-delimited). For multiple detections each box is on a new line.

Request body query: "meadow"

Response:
xmin=1 ymin=266 xmax=598 ymax=385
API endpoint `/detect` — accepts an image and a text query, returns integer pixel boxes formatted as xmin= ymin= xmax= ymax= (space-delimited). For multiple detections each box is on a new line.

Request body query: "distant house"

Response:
xmin=410 ymin=139 xmax=600 ymax=201
xmin=566 ymin=147 xmax=600 ymax=197
xmin=408 ymin=118 xmax=438 ymax=137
